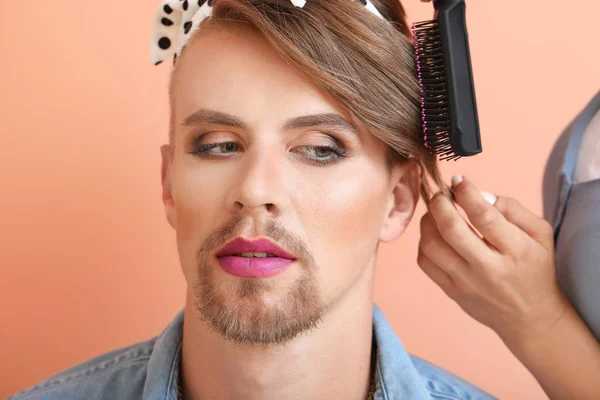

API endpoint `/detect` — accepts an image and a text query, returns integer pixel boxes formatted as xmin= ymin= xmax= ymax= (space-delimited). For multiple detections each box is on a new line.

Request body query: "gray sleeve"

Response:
xmin=543 ymin=90 xmax=600 ymax=341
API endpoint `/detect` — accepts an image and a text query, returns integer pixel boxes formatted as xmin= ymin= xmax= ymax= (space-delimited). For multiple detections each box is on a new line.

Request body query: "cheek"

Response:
xmin=310 ymin=182 xmax=385 ymax=239
xmin=171 ymin=162 xmax=225 ymax=249
xmin=296 ymin=173 xmax=389 ymax=288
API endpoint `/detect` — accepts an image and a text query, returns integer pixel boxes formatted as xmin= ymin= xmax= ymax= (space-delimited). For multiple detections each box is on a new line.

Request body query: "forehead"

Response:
xmin=170 ymin=22 xmax=354 ymax=125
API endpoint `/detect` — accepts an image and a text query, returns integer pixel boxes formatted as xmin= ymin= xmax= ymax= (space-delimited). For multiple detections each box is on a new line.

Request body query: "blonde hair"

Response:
xmin=169 ymin=0 xmax=449 ymax=203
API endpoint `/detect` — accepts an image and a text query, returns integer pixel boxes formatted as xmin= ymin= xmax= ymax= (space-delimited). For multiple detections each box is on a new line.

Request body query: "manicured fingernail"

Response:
xmin=481 ymin=191 xmax=497 ymax=205
xmin=451 ymin=175 xmax=464 ymax=187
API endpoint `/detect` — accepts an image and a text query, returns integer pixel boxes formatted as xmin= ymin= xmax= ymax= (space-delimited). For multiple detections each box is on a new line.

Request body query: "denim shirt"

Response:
xmin=9 ymin=304 xmax=497 ymax=400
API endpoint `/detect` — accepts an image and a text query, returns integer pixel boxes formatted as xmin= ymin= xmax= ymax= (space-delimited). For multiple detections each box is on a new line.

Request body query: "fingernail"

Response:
xmin=481 ymin=191 xmax=497 ymax=205
xmin=451 ymin=175 xmax=464 ymax=187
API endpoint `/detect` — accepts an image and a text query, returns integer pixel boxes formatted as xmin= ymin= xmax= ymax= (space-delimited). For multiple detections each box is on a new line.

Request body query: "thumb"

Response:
xmin=483 ymin=192 xmax=554 ymax=248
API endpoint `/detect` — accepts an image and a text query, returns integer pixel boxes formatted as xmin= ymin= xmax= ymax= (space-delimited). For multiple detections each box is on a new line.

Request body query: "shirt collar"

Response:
xmin=143 ymin=304 xmax=429 ymax=400
xmin=143 ymin=308 xmax=183 ymax=400
xmin=372 ymin=303 xmax=430 ymax=399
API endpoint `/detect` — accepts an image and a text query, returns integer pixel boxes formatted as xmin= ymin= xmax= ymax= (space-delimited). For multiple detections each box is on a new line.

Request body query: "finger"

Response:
xmin=416 ymin=250 xmax=456 ymax=296
xmin=451 ymin=176 xmax=525 ymax=254
xmin=428 ymin=190 xmax=496 ymax=265
xmin=419 ymin=212 xmax=471 ymax=281
xmin=493 ymin=196 xmax=555 ymax=250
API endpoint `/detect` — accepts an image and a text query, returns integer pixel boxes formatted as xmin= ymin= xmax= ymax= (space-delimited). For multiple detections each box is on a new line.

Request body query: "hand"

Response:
xmin=417 ymin=176 xmax=571 ymax=343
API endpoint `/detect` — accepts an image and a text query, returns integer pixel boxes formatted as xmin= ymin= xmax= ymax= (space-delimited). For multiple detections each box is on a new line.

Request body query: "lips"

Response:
xmin=215 ymin=237 xmax=296 ymax=260
xmin=215 ymin=237 xmax=297 ymax=278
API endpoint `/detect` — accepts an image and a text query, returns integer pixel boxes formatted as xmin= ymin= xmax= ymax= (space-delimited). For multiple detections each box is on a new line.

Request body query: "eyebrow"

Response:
xmin=181 ymin=108 xmax=360 ymax=136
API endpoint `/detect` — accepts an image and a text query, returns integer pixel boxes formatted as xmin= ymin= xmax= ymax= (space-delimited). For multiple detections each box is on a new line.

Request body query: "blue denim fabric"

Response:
xmin=8 ymin=304 xmax=497 ymax=400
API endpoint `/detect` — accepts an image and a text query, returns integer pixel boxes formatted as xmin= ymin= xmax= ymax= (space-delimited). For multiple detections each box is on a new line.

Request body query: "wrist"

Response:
xmin=498 ymin=291 xmax=572 ymax=350
xmin=498 ymin=301 xmax=600 ymax=400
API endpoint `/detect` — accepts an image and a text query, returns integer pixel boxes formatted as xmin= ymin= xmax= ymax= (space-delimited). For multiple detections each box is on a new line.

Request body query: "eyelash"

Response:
xmin=187 ymin=142 xmax=350 ymax=166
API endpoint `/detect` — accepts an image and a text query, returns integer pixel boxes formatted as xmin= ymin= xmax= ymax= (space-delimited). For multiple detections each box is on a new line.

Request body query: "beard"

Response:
xmin=191 ymin=218 xmax=327 ymax=346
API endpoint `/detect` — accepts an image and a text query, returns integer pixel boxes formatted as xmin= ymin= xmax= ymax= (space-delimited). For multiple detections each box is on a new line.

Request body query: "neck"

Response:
xmin=180 ymin=268 xmax=376 ymax=400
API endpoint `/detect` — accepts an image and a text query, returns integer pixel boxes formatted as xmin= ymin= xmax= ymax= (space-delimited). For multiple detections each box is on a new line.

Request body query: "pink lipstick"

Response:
xmin=215 ymin=237 xmax=296 ymax=278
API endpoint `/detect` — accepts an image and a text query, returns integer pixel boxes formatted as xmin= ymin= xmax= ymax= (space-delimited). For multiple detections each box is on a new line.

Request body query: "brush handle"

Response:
xmin=433 ymin=0 xmax=464 ymax=11
xmin=435 ymin=0 xmax=482 ymax=156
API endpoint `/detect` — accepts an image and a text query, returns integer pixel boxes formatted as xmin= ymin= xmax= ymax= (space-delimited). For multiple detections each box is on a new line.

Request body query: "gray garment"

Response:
xmin=543 ymin=89 xmax=600 ymax=340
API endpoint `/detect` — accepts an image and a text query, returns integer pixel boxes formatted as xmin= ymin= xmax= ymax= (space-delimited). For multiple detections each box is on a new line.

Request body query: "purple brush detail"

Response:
xmin=412 ymin=21 xmax=430 ymax=153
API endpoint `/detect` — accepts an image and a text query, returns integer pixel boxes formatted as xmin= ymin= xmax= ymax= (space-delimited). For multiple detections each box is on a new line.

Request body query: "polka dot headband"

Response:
xmin=150 ymin=0 xmax=386 ymax=66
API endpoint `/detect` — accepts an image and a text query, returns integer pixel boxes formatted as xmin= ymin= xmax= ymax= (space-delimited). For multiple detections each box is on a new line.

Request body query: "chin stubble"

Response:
xmin=191 ymin=218 xmax=327 ymax=345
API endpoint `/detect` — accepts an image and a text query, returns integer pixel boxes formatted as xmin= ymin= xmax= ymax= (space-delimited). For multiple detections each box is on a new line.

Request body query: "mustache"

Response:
xmin=196 ymin=218 xmax=316 ymax=267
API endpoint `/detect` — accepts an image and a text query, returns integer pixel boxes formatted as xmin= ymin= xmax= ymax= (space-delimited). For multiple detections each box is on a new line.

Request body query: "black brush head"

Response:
xmin=412 ymin=0 xmax=482 ymax=161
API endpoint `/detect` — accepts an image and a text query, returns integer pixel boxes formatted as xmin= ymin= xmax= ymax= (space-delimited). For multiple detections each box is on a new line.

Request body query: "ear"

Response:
xmin=379 ymin=162 xmax=420 ymax=242
xmin=160 ymin=144 xmax=177 ymax=230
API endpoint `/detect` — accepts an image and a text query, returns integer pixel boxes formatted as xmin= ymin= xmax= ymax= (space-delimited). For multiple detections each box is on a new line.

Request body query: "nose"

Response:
xmin=225 ymin=145 xmax=288 ymax=219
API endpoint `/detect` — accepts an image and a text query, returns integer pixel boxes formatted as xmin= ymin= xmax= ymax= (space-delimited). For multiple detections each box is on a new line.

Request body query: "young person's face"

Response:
xmin=161 ymin=22 xmax=418 ymax=344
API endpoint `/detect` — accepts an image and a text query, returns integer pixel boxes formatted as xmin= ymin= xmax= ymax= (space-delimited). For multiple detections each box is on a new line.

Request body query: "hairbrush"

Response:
xmin=412 ymin=0 xmax=482 ymax=161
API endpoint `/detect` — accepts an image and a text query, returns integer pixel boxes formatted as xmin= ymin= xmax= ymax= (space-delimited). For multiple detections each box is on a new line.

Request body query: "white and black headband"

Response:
xmin=150 ymin=0 xmax=386 ymax=66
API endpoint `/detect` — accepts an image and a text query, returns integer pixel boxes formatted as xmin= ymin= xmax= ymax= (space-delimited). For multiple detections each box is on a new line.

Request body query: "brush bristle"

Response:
xmin=412 ymin=20 xmax=460 ymax=161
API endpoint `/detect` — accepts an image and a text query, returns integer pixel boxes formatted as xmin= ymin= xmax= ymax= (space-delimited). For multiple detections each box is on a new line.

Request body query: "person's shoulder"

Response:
xmin=7 ymin=337 xmax=158 ymax=400
xmin=409 ymin=354 xmax=498 ymax=400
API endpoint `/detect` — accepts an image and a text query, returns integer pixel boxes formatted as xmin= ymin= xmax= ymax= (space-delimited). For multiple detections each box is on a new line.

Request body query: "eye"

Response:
xmin=188 ymin=141 xmax=241 ymax=157
xmin=187 ymin=140 xmax=350 ymax=166
xmin=297 ymin=145 xmax=350 ymax=165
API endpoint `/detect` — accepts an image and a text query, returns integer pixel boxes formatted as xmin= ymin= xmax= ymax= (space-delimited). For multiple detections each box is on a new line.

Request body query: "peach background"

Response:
xmin=1 ymin=0 xmax=599 ymax=398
